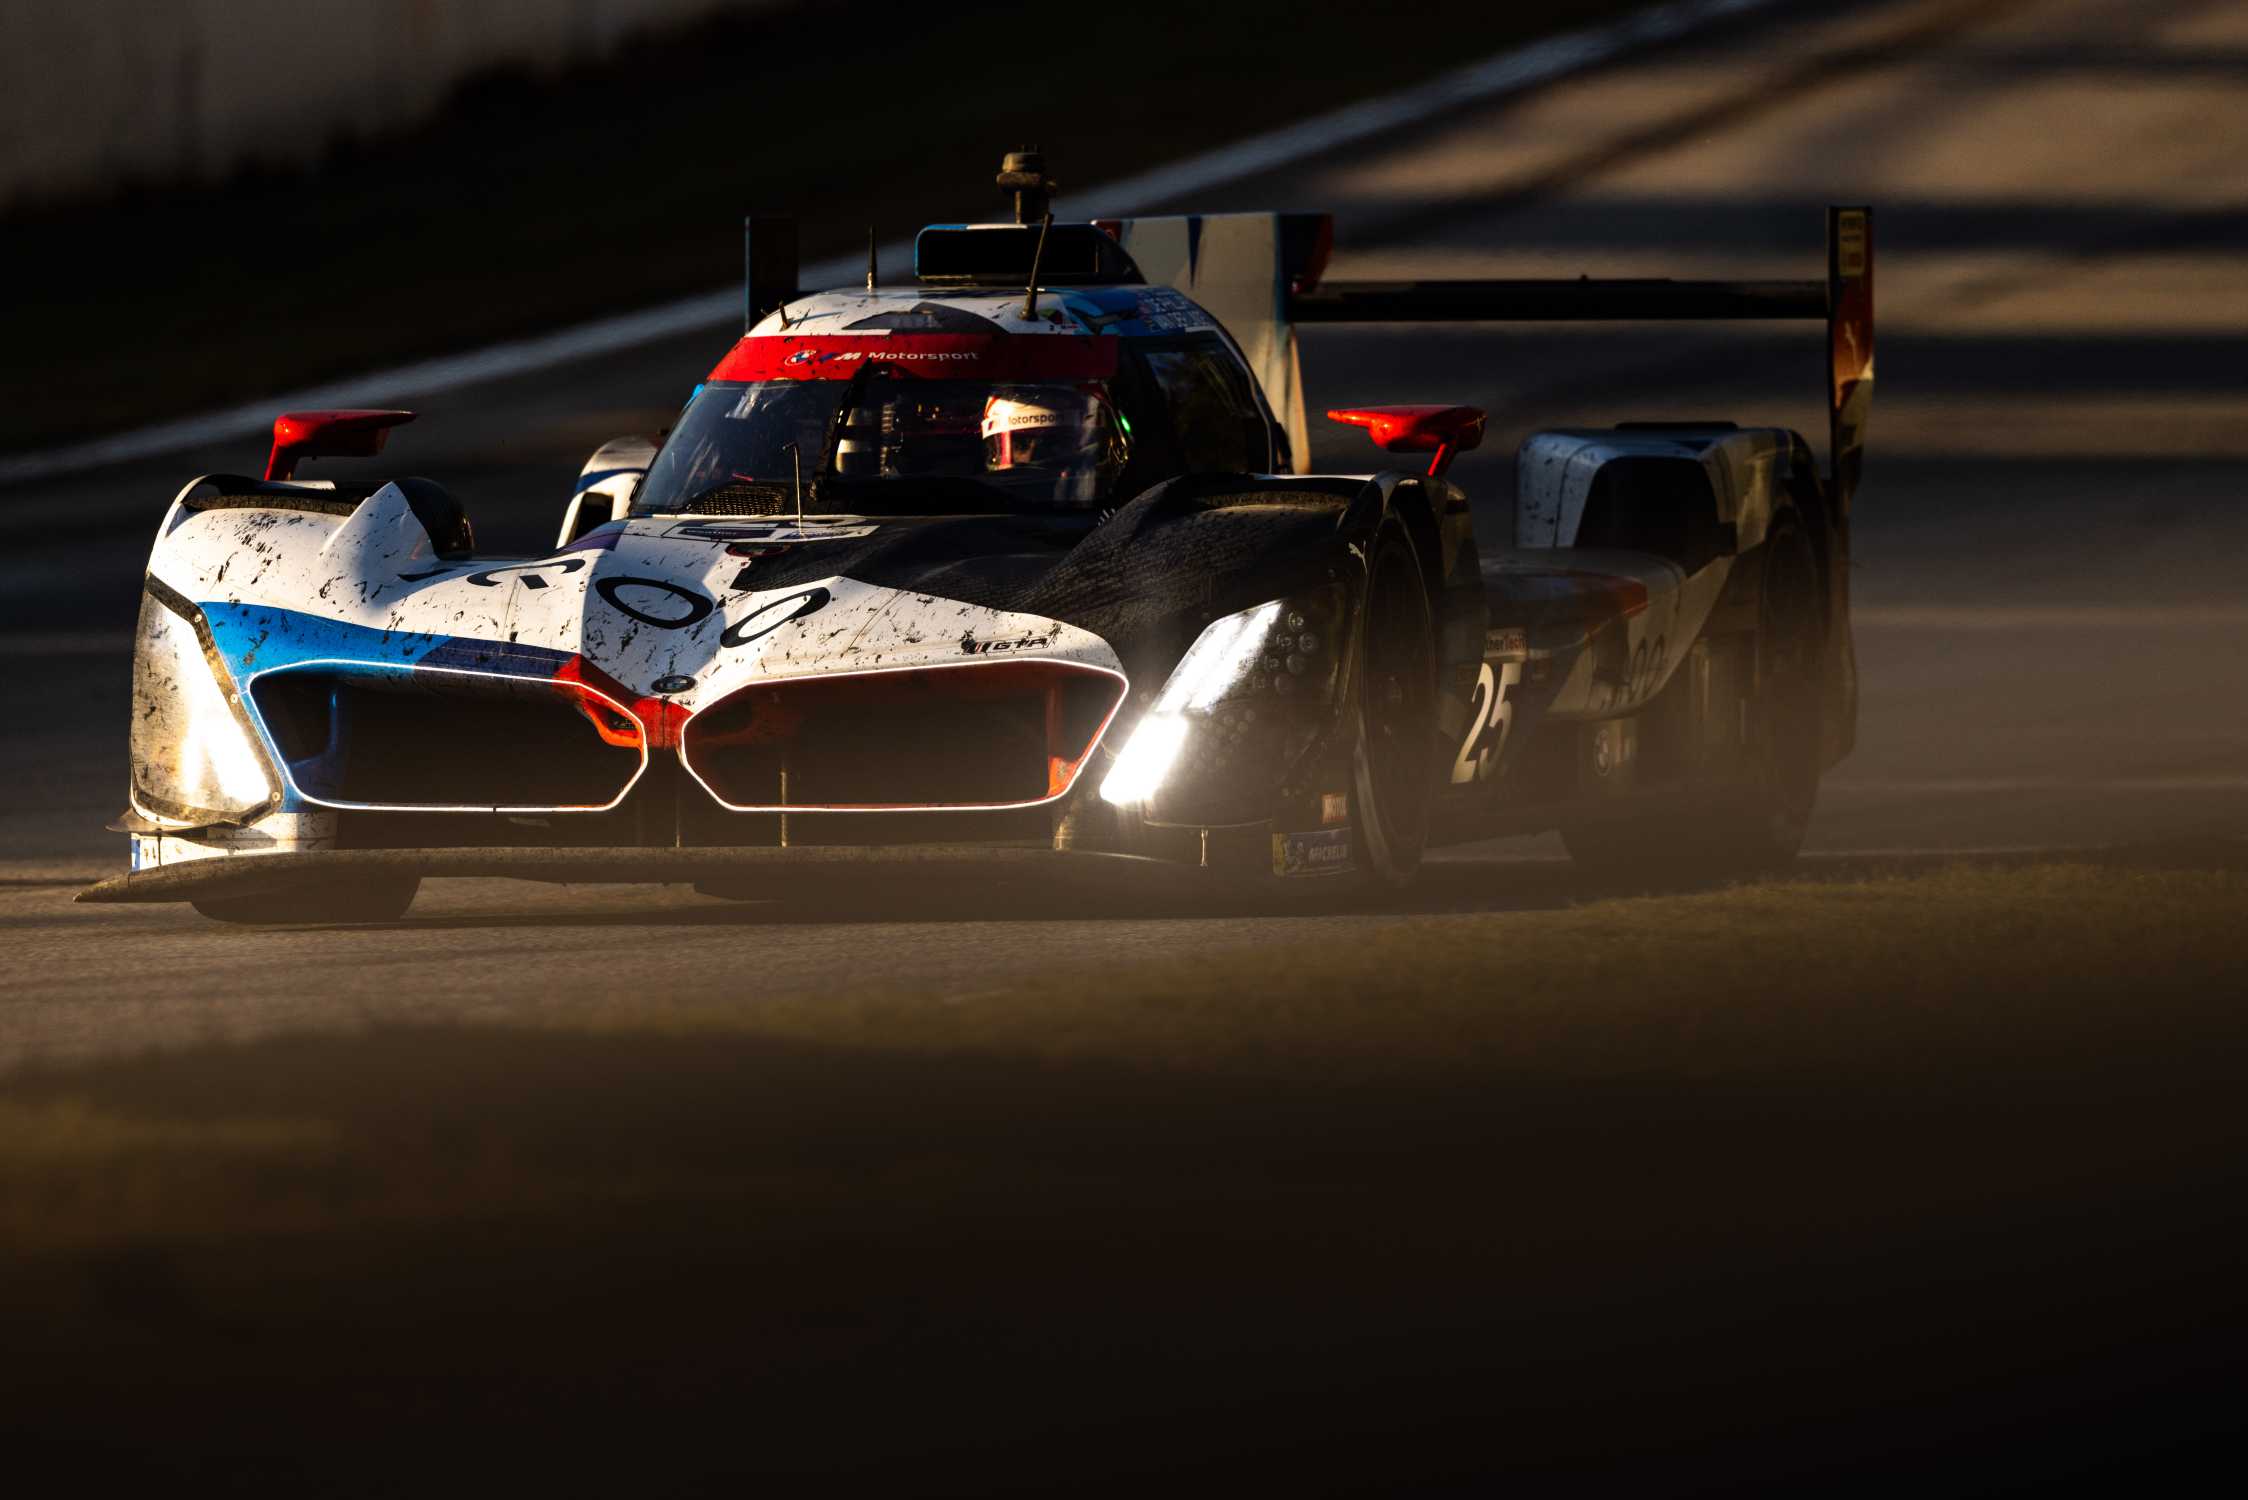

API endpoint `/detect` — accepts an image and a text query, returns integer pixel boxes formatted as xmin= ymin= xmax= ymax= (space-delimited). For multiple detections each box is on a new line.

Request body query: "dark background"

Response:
xmin=6 ymin=0 xmax=2248 ymax=1492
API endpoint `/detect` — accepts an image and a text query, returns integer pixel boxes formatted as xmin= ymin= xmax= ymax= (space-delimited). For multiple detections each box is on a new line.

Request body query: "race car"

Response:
xmin=84 ymin=150 xmax=1873 ymax=922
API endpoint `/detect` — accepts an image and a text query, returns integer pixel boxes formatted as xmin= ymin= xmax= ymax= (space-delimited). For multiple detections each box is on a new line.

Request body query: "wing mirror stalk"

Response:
xmin=1325 ymin=405 xmax=1487 ymax=477
xmin=265 ymin=409 xmax=415 ymax=482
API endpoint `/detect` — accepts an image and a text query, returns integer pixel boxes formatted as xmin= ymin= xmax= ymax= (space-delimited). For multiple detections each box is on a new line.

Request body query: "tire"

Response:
xmin=1563 ymin=521 xmax=1826 ymax=877
xmin=1727 ymin=520 xmax=1827 ymax=865
xmin=192 ymin=874 xmax=421 ymax=925
xmin=1346 ymin=518 xmax=1441 ymax=888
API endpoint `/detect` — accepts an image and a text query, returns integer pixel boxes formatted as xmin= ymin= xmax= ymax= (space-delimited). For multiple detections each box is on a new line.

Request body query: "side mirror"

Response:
xmin=265 ymin=409 xmax=415 ymax=482
xmin=1325 ymin=404 xmax=1486 ymax=477
xmin=558 ymin=435 xmax=655 ymax=547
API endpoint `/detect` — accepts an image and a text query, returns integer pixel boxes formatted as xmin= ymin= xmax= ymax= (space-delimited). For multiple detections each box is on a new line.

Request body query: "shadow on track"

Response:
xmin=10 ymin=869 xmax=2248 ymax=1494
xmin=371 ymin=837 xmax=2248 ymax=933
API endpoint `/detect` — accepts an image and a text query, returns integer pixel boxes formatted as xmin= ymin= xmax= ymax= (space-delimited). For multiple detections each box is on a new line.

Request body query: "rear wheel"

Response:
xmin=1347 ymin=520 xmax=1441 ymax=888
xmin=1563 ymin=522 xmax=1825 ymax=877
xmin=192 ymin=875 xmax=421 ymax=925
xmin=1725 ymin=520 xmax=1827 ymax=865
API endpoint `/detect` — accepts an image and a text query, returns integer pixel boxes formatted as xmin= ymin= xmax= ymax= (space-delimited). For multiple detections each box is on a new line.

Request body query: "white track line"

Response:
xmin=0 ymin=0 xmax=1781 ymax=490
xmin=1856 ymin=605 xmax=2248 ymax=629
xmin=1827 ymin=777 xmax=2248 ymax=793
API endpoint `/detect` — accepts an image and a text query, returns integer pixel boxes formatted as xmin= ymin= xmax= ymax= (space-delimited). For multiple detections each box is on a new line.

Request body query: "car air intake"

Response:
xmin=681 ymin=660 xmax=1125 ymax=811
xmin=668 ymin=482 xmax=793 ymax=516
xmin=250 ymin=666 xmax=646 ymax=811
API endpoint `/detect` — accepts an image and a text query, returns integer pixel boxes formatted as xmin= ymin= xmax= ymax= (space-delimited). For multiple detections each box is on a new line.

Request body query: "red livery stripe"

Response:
xmin=709 ymin=334 xmax=1118 ymax=384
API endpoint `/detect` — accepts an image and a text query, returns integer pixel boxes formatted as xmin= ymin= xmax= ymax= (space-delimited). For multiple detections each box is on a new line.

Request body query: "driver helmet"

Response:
xmin=981 ymin=392 xmax=1112 ymax=472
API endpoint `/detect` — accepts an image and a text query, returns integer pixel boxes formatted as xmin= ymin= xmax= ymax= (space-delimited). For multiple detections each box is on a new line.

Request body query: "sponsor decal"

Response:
xmin=1484 ymin=626 xmax=1529 ymax=660
xmin=777 ymin=348 xmax=975 ymax=367
xmin=417 ymin=638 xmax=574 ymax=674
xmin=665 ymin=520 xmax=877 ymax=544
xmin=1273 ymin=827 xmax=1353 ymax=878
xmin=1320 ymin=791 xmax=1349 ymax=827
xmin=1127 ymin=286 xmax=1220 ymax=335
xmin=710 ymin=334 xmax=1118 ymax=384
xmin=1837 ymin=209 xmax=1869 ymax=279
xmin=959 ymin=631 xmax=1055 ymax=656
xmin=1589 ymin=721 xmax=1636 ymax=779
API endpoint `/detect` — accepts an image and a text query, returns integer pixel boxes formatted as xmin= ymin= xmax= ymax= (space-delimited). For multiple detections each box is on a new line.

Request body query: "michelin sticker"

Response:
xmin=1273 ymin=827 xmax=1353 ymax=877
xmin=1485 ymin=626 xmax=1530 ymax=660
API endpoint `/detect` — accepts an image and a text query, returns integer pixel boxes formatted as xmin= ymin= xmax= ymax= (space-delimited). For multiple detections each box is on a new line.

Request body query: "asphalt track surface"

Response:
xmin=5 ymin=0 xmax=2244 ymax=1023
xmin=3 ymin=1 xmax=2247 ymax=1486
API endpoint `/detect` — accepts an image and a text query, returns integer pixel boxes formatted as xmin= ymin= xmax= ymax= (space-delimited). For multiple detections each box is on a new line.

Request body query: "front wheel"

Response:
xmin=193 ymin=874 xmax=421 ymax=925
xmin=1346 ymin=520 xmax=1441 ymax=888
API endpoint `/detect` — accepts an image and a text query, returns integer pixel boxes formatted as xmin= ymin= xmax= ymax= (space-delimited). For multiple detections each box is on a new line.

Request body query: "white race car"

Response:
xmin=87 ymin=151 xmax=1873 ymax=922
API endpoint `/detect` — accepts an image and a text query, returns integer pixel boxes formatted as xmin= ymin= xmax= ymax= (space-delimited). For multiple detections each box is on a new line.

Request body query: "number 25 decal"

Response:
xmin=1451 ymin=660 xmax=1521 ymax=785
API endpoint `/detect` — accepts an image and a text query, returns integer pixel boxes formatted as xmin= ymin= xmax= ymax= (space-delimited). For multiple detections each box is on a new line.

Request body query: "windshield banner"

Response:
xmin=711 ymin=334 xmax=1119 ymax=384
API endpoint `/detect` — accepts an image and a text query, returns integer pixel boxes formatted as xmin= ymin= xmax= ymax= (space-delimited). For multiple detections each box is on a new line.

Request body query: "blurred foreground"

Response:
xmin=8 ymin=0 xmax=2248 ymax=1487
xmin=6 ymin=854 xmax=2246 ymax=1490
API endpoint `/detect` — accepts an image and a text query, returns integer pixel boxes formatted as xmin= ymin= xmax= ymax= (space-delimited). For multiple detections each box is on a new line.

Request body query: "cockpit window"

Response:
xmin=634 ymin=375 xmax=1129 ymax=516
xmin=1138 ymin=338 xmax=1271 ymax=473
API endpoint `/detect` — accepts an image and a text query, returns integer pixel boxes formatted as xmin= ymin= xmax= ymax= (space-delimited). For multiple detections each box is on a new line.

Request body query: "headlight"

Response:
xmin=130 ymin=587 xmax=276 ymax=825
xmin=1100 ymin=596 xmax=1333 ymax=806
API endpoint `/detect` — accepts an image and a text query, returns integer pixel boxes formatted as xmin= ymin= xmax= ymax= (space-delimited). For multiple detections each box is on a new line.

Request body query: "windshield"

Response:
xmin=635 ymin=376 xmax=1128 ymax=516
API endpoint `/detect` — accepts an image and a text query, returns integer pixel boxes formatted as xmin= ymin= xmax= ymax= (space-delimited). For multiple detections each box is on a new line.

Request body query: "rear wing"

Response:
xmin=1284 ymin=206 xmax=1875 ymax=508
xmin=739 ymin=204 xmax=1871 ymax=505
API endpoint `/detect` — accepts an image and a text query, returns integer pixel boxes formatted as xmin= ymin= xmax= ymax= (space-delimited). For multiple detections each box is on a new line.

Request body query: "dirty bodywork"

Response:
xmin=92 ymin=156 xmax=1872 ymax=913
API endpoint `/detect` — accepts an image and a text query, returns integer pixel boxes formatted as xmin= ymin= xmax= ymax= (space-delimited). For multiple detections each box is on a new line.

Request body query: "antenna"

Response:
xmin=742 ymin=213 xmax=799 ymax=333
xmin=865 ymin=227 xmax=878 ymax=292
xmin=1021 ymin=211 xmax=1054 ymax=321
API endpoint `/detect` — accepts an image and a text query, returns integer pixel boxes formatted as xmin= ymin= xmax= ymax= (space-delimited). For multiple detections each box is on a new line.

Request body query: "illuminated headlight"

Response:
xmin=130 ymin=589 xmax=275 ymax=825
xmin=1100 ymin=600 xmax=1300 ymax=806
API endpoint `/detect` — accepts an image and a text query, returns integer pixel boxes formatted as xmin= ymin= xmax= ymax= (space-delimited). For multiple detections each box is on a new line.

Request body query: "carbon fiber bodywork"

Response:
xmin=104 ymin=195 xmax=1867 ymax=908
